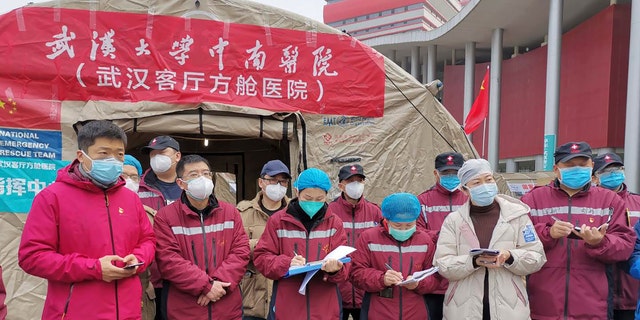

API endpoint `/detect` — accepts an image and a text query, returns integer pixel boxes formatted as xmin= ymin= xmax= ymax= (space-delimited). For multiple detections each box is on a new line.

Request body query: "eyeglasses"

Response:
xmin=182 ymin=171 xmax=213 ymax=180
xmin=261 ymin=177 xmax=290 ymax=186
xmin=121 ymin=173 xmax=140 ymax=182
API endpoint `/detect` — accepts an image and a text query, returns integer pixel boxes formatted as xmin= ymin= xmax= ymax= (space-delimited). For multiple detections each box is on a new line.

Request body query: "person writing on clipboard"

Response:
xmin=350 ymin=192 xmax=440 ymax=320
xmin=434 ymin=159 xmax=546 ymax=320
xmin=254 ymin=168 xmax=349 ymax=320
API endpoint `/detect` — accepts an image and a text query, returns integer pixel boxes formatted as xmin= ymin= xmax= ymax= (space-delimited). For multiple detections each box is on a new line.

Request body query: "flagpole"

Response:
xmin=481 ymin=118 xmax=487 ymax=159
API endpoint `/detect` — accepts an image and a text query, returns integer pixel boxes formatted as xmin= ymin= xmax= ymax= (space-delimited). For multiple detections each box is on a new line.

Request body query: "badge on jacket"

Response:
xmin=523 ymin=224 xmax=536 ymax=243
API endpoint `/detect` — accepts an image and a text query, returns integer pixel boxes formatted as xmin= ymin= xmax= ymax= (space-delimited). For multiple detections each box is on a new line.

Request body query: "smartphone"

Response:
xmin=123 ymin=262 xmax=144 ymax=269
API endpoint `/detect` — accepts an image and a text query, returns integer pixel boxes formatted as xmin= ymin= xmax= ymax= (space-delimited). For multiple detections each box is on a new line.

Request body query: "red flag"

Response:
xmin=464 ymin=68 xmax=490 ymax=134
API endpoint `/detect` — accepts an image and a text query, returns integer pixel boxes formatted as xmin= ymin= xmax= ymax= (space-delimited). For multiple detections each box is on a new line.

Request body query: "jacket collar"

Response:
xmin=334 ymin=193 xmax=365 ymax=210
xmin=179 ymin=192 xmax=220 ymax=217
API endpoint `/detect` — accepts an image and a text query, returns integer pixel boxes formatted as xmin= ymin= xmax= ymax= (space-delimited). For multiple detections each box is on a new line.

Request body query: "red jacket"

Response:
xmin=18 ymin=161 xmax=156 ymax=320
xmin=328 ymin=194 xmax=381 ymax=309
xmin=0 ymin=265 xmax=6 ymax=320
xmin=350 ymin=222 xmax=439 ymax=320
xmin=154 ymin=194 xmax=250 ymax=320
xmin=253 ymin=200 xmax=349 ymax=320
xmin=613 ymin=185 xmax=640 ymax=310
xmin=520 ymin=181 xmax=636 ymax=320
xmin=138 ymin=168 xmax=169 ymax=211
xmin=416 ymin=184 xmax=467 ymax=294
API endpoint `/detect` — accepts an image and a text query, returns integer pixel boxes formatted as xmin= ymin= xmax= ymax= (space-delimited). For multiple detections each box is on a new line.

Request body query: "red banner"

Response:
xmin=0 ymin=8 xmax=385 ymax=117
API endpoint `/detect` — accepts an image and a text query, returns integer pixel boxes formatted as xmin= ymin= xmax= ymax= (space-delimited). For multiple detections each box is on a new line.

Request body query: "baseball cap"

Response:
xmin=338 ymin=164 xmax=365 ymax=181
xmin=554 ymin=141 xmax=592 ymax=164
xmin=141 ymin=136 xmax=180 ymax=154
xmin=592 ymin=153 xmax=623 ymax=174
xmin=261 ymin=160 xmax=291 ymax=178
xmin=435 ymin=152 xmax=464 ymax=172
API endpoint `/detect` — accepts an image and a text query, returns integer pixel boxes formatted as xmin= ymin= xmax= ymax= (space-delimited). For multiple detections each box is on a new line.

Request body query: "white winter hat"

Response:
xmin=458 ymin=159 xmax=493 ymax=186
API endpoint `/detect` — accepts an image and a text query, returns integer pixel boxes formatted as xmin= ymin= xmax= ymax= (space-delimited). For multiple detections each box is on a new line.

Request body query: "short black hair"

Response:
xmin=77 ymin=120 xmax=127 ymax=152
xmin=176 ymin=154 xmax=211 ymax=178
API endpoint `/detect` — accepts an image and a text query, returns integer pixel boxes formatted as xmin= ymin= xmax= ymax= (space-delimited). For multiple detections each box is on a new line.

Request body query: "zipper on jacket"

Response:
xmin=199 ymin=214 xmax=210 ymax=273
xmin=398 ymin=243 xmax=403 ymax=320
xmin=212 ymin=238 xmax=217 ymax=268
xmin=316 ymin=243 xmax=321 ymax=260
xmin=305 ymin=230 xmax=311 ymax=320
xmin=351 ymin=206 xmax=357 ymax=308
xmin=449 ymin=194 xmax=453 ymax=212
xmin=192 ymin=241 xmax=199 ymax=266
xmin=61 ymin=283 xmax=75 ymax=319
xmin=104 ymin=193 xmax=120 ymax=320
xmin=564 ymin=197 xmax=573 ymax=320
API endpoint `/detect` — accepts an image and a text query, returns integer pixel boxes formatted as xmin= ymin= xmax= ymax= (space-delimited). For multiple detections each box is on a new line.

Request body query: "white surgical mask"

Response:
xmin=124 ymin=178 xmax=140 ymax=193
xmin=150 ymin=154 xmax=172 ymax=173
xmin=345 ymin=181 xmax=365 ymax=199
xmin=186 ymin=176 xmax=214 ymax=201
xmin=265 ymin=184 xmax=287 ymax=202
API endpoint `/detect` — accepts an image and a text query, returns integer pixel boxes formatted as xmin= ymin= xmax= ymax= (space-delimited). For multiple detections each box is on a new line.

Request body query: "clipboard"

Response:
xmin=284 ymin=257 xmax=351 ymax=278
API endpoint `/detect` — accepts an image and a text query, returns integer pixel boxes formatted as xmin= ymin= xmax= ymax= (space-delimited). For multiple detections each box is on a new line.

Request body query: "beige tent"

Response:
xmin=0 ymin=0 xmax=476 ymax=318
xmin=494 ymin=171 xmax=557 ymax=199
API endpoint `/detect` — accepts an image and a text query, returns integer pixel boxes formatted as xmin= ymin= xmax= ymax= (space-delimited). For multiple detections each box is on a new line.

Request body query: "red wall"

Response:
xmin=442 ymin=4 xmax=631 ymax=159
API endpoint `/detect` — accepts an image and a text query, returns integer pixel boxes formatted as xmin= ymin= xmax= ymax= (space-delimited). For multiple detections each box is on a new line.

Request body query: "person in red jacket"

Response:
xmin=154 ymin=154 xmax=250 ymax=320
xmin=591 ymin=152 xmax=640 ymax=320
xmin=328 ymin=164 xmax=382 ymax=320
xmin=254 ymin=168 xmax=349 ymax=320
xmin=18 ymin=120 xmax=156 ymax=320
xmin=137 ymin=135 xmax=182 ymax=319
xmin=416 ymin=152 xmax=467 ymax=320
xmin=521 ymin=141 xmax=636 ymax=320
xmin=0 ymin=265 xmax=6 ymax=320
xmin=350 ymin=193 xmax=439 ymax=320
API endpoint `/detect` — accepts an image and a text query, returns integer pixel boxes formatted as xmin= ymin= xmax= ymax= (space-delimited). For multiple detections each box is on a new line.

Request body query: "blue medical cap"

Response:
xmin=124 ymin=155 xmax=143 ymax=176
xmin=381 ymin=193 xmax=421 ymax=223
xmin=294 ymin=168 xmax=331 ymax=192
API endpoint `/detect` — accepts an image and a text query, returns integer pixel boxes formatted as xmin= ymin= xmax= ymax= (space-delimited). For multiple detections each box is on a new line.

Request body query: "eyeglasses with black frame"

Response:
xmin=182 ymin=171 xmax=213 ymax=180
xmin=261 ymin=177 xmax=290 ymax=186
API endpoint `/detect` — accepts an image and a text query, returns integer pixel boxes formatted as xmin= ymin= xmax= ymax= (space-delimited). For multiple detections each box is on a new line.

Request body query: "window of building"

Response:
xmin=408 ymin=3 xmax=424 ymax=10
xmin=382 ymin=9 xmax=393 ymax=16
xmin=516 ymin=160 xmax=536 ymax=173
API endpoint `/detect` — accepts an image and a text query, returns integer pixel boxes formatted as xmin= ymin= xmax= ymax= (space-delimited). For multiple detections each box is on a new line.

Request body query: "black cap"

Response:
xmin=554 ymin=141 xmax=592 ymax=164
xmin=435 ymin=152 xmax=464 ymax=171
xmin=141 ymin=136 xmax=180 ymax=154
xmin=593 ymin=153 xmax=623 ymax=174
xmin=338 ymin=164 xmax=365 ymax=181
xmin=261 ymin=160 xmax=291 ymax=178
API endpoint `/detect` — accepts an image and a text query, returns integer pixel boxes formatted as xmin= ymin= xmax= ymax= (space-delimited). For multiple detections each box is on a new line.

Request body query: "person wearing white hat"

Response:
xmin=434 ymin=159 xmax=546 ymax=320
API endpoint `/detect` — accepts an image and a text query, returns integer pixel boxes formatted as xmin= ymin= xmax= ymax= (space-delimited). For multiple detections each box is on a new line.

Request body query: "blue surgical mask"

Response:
xmin=599 ymin=171 xmax=625 ymax=190
xmin=389 ymin=225 xmax=416 ymax=242
xmin=559 ymin=166 xmax=592 ymax=190
xmin=82 ymin=151 xmax=123 ymax=185
xmin=439 ymin=174 xmax=460 ymax=192
xmin=468 ymin=183 xmax=498 ymax=206
xmin=299 ymin=201 xmax=325 ymax=218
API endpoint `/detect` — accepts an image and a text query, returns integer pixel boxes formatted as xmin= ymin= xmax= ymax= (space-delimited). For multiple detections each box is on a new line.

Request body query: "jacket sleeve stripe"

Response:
xmin=343 ymin=221 xmax=378 ymax=229
xmin=367 ymin=243 xmax=428 ymax=253
xmin=275 ymin=228 xmax=337 ymax=239
xmin=171 ymin=221 xmax=234 ymax=236
xmin=529 ymin=206 xmax=612 ymax=217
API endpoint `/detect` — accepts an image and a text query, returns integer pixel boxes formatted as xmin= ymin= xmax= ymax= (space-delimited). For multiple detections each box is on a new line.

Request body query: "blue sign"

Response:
xmin=543 ymin=134 xmax=556 ymax=171
xmin=0 ymin=157 xmax=69 ymax=213
xmin=0 ymin=127 xmax=62 ymax=160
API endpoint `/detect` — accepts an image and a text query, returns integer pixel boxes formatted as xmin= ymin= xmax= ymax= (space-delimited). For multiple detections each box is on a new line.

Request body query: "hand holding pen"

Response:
xmin=383 ymin=263 xmax=403 ymax=286
xmin=290 ymin=250 xmax=306 ymax=267
xmin=549 ymin=216 xmax=575 ymax=239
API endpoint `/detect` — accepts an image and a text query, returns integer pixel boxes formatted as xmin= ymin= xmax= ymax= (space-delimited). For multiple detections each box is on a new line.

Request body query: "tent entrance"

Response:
xmin=112 ymin=109 xmax=298 ymax=204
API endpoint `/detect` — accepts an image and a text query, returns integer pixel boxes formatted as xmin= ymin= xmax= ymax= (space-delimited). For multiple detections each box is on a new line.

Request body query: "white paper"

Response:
xmin=297 ymin=245 xmax=356 ymax=295
xmin=396 ymin=266 xmax=439 ymax=286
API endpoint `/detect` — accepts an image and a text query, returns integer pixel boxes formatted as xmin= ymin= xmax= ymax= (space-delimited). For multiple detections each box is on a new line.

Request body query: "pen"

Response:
xmin=293 ymin=250 xmax=298 ymax=256
xmin=384 ymin=263 xmax=393 ymax=270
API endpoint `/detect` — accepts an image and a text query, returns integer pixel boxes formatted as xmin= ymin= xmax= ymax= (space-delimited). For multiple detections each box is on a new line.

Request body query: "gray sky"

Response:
xmin=0 ymin=0 xmax=326 ymax=21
